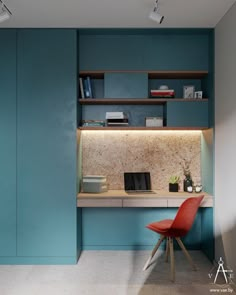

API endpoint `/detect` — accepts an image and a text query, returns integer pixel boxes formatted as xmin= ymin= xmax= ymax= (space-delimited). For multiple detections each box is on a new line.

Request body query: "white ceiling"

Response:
xmin=1 ymin=0 xmax=236 ymax=28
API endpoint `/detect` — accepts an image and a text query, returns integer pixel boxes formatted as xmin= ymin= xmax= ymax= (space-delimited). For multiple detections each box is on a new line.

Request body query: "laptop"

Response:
xmin=124 ymin=172 xmax=154 ymax=194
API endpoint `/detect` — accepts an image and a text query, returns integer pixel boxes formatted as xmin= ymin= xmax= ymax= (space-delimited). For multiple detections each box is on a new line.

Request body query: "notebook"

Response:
xmin=124 ymin=172 xmax=154 ymax=194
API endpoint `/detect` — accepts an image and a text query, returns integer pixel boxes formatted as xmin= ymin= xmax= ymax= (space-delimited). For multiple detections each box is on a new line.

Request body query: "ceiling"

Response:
xmin=2 ymin=0 xmax=236 ymax=28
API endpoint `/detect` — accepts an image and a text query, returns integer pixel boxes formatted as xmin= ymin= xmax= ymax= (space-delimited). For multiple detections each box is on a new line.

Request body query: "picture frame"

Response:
xmin=194 ymin=91 xmax=203 ymax=99
xmin=183 ymin=85 xmax=195 ymax=99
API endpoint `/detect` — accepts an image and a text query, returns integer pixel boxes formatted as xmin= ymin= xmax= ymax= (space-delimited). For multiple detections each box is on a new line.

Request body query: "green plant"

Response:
xmin=182 ymin=159 xmax=191 ymax=179
xmin=169 ymin=175 xmax=180 ymax=184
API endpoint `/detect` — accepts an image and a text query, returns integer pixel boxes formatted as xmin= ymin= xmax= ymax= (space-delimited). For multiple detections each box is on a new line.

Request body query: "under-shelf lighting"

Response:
xmin=0 ymin=0 xmax=12 ymax=23
xmin=81 ymin=130 xmax=202 ymax=135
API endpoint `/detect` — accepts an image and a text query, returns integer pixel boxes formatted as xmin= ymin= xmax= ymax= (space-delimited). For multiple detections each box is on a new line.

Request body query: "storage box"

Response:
xmin=145 ymin=117 xmax=163 ymax=127
xmin=82 ymin=175 xmax=108 ymax=193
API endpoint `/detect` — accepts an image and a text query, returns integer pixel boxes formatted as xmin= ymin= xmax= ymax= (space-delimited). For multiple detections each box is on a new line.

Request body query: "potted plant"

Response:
xmin=169 ymin=175 xmax=180 ymax=192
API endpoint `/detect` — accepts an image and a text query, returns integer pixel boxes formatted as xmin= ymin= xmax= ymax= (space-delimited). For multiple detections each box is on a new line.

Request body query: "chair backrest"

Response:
xmin=169 ymin=195 xmax=204 ymax=237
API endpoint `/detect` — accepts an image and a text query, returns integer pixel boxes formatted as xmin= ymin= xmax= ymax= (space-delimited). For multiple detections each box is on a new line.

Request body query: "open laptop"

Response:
xmin=124 ymin=172 xmax=154 ymax=194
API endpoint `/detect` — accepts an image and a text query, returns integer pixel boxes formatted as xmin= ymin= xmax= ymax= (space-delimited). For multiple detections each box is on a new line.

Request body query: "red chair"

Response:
xmin=143 ymin=195 xmax=204 ymax=281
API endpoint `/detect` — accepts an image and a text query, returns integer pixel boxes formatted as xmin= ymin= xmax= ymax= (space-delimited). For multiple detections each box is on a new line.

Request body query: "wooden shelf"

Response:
xmin=79 ymin=98 xmax=208 ymax=105
xmin=148 ymin=71 xmax=208 ymax=79
xmin=79 ymin=126 xmax=208 ymax=131
xmin=79 ymin=70 xmax=208 ymax=79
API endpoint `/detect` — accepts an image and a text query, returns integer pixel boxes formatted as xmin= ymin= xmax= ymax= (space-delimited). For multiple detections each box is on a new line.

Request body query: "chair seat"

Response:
xmin=146 ymin=219 xmax=173 ymax=235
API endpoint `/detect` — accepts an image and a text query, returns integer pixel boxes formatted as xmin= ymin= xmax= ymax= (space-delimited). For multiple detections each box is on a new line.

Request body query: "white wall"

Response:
xmin=215 ymin=3 xmax=236 ymax=271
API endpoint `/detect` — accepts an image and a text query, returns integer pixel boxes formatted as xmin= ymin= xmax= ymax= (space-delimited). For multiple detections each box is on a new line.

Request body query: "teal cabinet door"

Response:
xmin=17 ymin=30 xmax=77 ymax=259
xmin=0 ymin=30 xmax=17 ymax=256
xmin=166 ymin=101 xmax=209 ymax=127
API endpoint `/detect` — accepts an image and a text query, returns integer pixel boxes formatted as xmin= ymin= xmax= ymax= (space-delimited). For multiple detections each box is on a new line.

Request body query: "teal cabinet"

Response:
xmin=82 ymin=208 xmax=201 ymax=250
xmin=104 ymin=73 xmax=148 ymax=98
xmin=17 ymin=30 xmax=77 ymax=261
xmin=79 ymin=30 xmax=210 ymax=71
xmin=166 ymin=101 xmax=209 ymax=127
xmin=0 ymin=30 xmax=17 ymax=256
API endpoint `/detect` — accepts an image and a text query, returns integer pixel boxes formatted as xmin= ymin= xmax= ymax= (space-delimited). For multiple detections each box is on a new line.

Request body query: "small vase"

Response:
xmin=183 ymin=178 xmax=193 ymax=192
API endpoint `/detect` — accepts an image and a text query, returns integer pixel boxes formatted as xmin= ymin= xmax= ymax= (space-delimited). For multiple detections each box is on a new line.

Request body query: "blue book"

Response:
xmin=86 ymin=76 xmax=93 ymax=98
xmin=83 ymin=78 xmax=90 ymax=98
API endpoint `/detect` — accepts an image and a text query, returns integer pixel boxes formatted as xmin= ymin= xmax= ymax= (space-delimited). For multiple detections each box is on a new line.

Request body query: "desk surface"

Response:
xmin=77 ymin=190 xmax=213 ymax=207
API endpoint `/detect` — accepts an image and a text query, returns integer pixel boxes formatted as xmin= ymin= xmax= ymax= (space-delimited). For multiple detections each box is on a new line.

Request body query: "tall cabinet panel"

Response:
xmin=0 ymin=30 xmax=17 ymax=256
xmin=17 ymin=30 xmax=77 ymax=261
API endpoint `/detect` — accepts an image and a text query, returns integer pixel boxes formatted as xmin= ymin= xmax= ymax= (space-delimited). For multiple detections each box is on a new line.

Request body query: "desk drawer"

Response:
xmin=123 ymin=199 xmax=167 ymax=207
xmin=77 ymin=199 xmax=122 ymax=207
xmin=167 ymin=198 xmax=213 ymax=207
xmin=200 ymin=198 xmax=213 ymax=207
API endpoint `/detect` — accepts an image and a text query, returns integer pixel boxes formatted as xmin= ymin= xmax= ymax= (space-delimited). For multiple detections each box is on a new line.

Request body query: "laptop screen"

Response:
xmin=124 ymin=172 xmax=151 ymax=191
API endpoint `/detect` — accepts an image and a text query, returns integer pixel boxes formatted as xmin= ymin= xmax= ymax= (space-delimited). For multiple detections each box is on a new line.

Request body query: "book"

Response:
xmin=107 ymin=118 xmax=128 ymax=123
xmin=150 ymin=89 xmax=175 ymax=98
xmin=107 ymin=122 xmax=129 ymax=126
xmin=86 ymin=76 xmax=93 ymax=98
xmin=82 ymin=120 xmax=105 ymax=127
xmin=79 ymin=78 xmax=85 ymax=99
xmin=83 ymin=79 xmax=90 ymax=98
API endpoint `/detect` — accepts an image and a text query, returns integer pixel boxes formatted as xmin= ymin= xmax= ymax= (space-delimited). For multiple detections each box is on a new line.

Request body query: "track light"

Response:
xmin=0 ymin=0 xmax=12 ymax=23
xmin=149 ymin=0 xmax=164 ymax=24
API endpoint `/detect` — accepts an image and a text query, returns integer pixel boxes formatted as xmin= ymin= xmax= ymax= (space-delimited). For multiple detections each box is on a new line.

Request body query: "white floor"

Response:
xmin=0 ymin=251 xmax=235 ymax=295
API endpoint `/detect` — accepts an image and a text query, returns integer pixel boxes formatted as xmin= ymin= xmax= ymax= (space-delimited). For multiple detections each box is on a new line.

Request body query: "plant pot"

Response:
xmin=169 ymin=183 xmax=179 ymax=192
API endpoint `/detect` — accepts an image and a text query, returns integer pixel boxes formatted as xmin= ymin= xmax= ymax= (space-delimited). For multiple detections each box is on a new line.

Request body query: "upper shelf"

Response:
xmin=79 ymin=70 xmax=208 ymax=79
xmin=79 ymin=98 xmax=208 ymax=105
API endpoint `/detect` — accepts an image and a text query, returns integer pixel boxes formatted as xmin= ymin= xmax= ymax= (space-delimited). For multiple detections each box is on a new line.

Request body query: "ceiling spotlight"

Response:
xmin=0 ymin=0 xmax=12 ymax=23
xmin=149 ymin=0 xmax=164 ymax=24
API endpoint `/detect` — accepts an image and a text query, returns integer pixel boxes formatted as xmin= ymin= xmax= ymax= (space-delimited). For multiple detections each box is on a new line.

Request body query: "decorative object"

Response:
xmin=169 ymin=175 xmax=180 ymax=192
xmin=145 ymin=117 xmax=163 ymax=127
xmin=195 ymin=184 xmax=202 ymax=193
xmin=182 ymin=159 xmax=193 ymax=192
xmin=183 ymin=85 xmax=195 ymax=99
xmin=194 ymin=91 xmax=203 ymax=99
xmin=159 ymin=85 xmax=169 ymax=90
xmin=187 ymin=186 xmax=193 ymax=193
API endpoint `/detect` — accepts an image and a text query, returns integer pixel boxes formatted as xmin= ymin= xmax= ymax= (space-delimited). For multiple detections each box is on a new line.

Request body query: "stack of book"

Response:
xmin=150 ymin=89 xmax=175 ymax=98
xmin=106 ymin=112 xmax=129 ymax=127
xmin=81 ymin=120 xmax=105 ymax=127
xmin=79 ymin=77 xmax=93 ymax=98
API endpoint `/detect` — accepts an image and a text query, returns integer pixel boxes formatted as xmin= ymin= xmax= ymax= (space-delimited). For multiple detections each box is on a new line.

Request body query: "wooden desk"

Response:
xmin=77 ymin=190 xmax=213 ymax=208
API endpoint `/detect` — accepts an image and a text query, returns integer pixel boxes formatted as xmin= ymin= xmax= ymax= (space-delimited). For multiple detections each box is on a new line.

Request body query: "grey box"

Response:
xmin=82 ymin=175 xmax=108 ymax=193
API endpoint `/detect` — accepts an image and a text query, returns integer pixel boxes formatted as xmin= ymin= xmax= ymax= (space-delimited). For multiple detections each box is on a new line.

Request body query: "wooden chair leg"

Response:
xmin=143 ymin=235 xmax=165 ymax=271
xmin=169 ymin=237 xmax=175 ymax=282
xmin=175 ymin=237 xmax=197 ymax=271
xmin=165 ymin=237 xmax=169 ymax=262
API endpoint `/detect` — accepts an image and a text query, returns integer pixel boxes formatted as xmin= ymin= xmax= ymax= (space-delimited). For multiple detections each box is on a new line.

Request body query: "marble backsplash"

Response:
xmin=81 ymin=131 xmax=201 ymax=191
